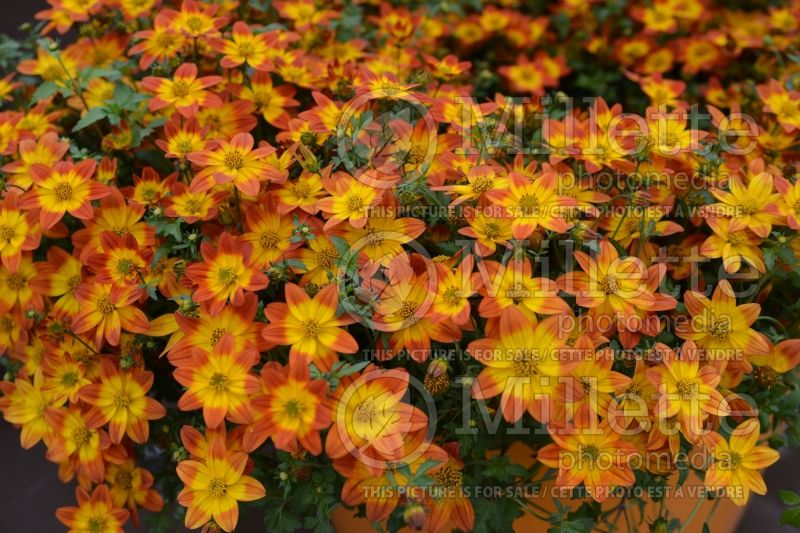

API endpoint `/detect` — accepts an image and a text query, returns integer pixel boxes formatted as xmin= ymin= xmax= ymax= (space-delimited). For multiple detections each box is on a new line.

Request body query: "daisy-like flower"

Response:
xmin=78 ymin=359 xmax=166 ymax=444
xmin=537 ymin=405 xmax=638 ymax=503
xmin=435 ymin=164 xmax=508 ymax=205
xmin=41 ymin=352 xmax=91 ymax=405
xmin=212 ymin=22 xmax=276 ymax=71
xmin=86 ymin=232 xmax=150 ymax=287
xmin=240 ymin=72 xmax=299 ymax=126
xmin=1 ymin=131 xmax=69 ymax=190
xmin=105 ymin=458 xmax=164 ymax=528
xmin=164 ymin=181 xmax=227 ymax=224
xmin=345 ymin=214 xmax=426 ymax=266
xmin=45 ymin=405 xmax=110 ymax=484
xmin=458 ymin=209 xmax=514 ymax=257
xmin=141 ymin=63 xmax=223 ymax=118
xmin=29 ymin=247 xmax=83 ymax=317
xmin=325 ymin=365 xmax=429 ymax=465
xmin=174 ymin=333 xmax=260 ymax=428
xmin=677 ymin=279 xmax=771 ymax=362
xmin=569 ymin=335 xmax=631 ymax=417
xmin=430 ymin=255 xmax=480 ymax=326
xmin=56 ymin=485 xmax=129 ymax=533
xmin=704 ymin=419 xmax=781 ymax=505
xmin=185 ymin=232 xmax=269 ymax=315
xmin=478 ymin=257 xmax=570 ymax=320
xmin=241 ymin=203 xmax=301 ymax=269
xmin=0 ymin=193 xmax=41 ymax=273
xmin=262 ymin=283 xmax=357 ymax=371
xmin=176 ymin=437 xmax=265 ymax=532
xmin=700 ymin=216 xmax=765 ymax=273
xmin=18 ymin=159 xmax=108 ymax=230
xmin=646 ymin=340 xmax=730 ymax=442
xmin=243 ymin=359 xmax=331 ymax=454
xmin=274 ymin=169 xmax=326 ymax=215
xmin=487 ymin=169 xmax=577 ymax=239
xmin=71 ymin=283 xmax=150 ymax=347
xmin=188 ymin=132 xmax=279 ymax=196
xmin=468 ymin=308 xmax=579 ymax=424
xmin=423 ymin=441 xmax=475 ymax=532
xmin=167 ymin=0 xmax=229 ymax=39
xmin=316 ymin=172 xmax=380 ymax=229
xmin=0 ymin=254 xmax=42 ymax=314
xmin=155 ymin=116 xmax=211 ymax=160
xmin=0 ymin=370 xmax=55 ymax=449
xmin=708 ymin=160 xmax=783 ymax=238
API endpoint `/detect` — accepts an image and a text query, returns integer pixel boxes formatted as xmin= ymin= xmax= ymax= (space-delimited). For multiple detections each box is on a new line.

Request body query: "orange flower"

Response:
xmin=188 ymin=132 xmax=279 ymax=196
xmin=86 ymin=231 xmax=151 ymax=287
xmin=176 ymin=437 xmax=265 ymax=532
xmin=56 ymin=485 xmax=129 ymax=533
xmin=1 ymin=131 xmax=69 ymax=190
xmin=430 ymin=255 xmax=480 ymax=325
xmin=166 ymin=293 xmax=270 ymax=367
xmin=105 ymin=458 xmax=164 ymax=528
xmin=71 ymin=283 xmax=150 ymax=347
xmin=174 ymin=334 xmax=260 ymax=428
xmin=423 ymin=441 xmax=475 ymax=532
xmin=244 ymin=359 xmax=331 ymax=454
xmin=478 ymin=257 xmax=570 ymax=320
xmin=709 ymin=160 xmax=783 ymax=238
xmin=45 ymin=405 xmax=110 ymax=484
xmin=185 ymin=232 xmax=269 ymax=315
xmin=704 ymin=419 xmax=781 ymax=505
xmin=240 ymin=72 xmax=299 ymax=126
xmin=262 ymin=283 xmax=357 ymax=371
xmin=212 ymin=22 xmax=276 ymax=71
xmin=569 ymin=335 xmax=631 ymax=417
xmin=155 ymin=116 xmax=211 ymax=160
xmin=168 ymin=0 xmax=229 ymax=39
xmin=646 ymin=341 xmax=730 ymax=442
xmin=0 ymin=254 xmax=42 ymax=314
xmin=487 ymin=170 xmax=577 ymax=239
xmin=164 ymin=181 xmax=227 ymax=223
xmin=0 ymin=369 xmax=56 ymax=449
xmin=677 ymin=279 xmax=771 ymax=362
xmin=468 ymin=308 xmax=578 ymax=424
xmin=241 ymin=203 xmax=301 ymax=269
xmin=537 ymin=405 xmax=638 ymax=503
xmin=458 ymin=209 xmax=514 ymax=257
xmin=325 ymin=365 xmax=429 ymax=465
xmin=41 ymin=352 xmax=92 ymax=405
xmin=700 ymin=216 xmax=765 ymax=273
xmin=316 ymin=172 xmax=380 ymax=229
xmin=78 ymin=359 xmax=166 ymax=444
xmin=141 ymin=62 xmax=222 ymax=118
xmin=0 ymin=193 xmax=41 ymax=272
xmin=29 ymin=246 xmax=83 ymax=317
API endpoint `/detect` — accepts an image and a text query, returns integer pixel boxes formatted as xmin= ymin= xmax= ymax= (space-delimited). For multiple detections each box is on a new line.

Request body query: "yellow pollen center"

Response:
xmin=676 ymin=378 xmax=698 ymax=399
xmin=709 ymin=318 xmax=731 ymax=340
xmin=73 ymin=427 xmax=92 ymax=448
xmin=434 ymin=465 xmax=464 ymax=488
xmin=116 ymin=258 xmax=136 ymax=275
xmin=302 ymin=319 xmax=320 ymax=338
xmin=284 ymin=399 xmax=305 ymax=418
xmin=599 ymin=275 xmax=620 ymax=295
xmin=223 ymin=150 xmax=245 ymax=170
xmin=61 ymin=371 xmax=78 ymax=387
xmin=0 ymin=225 xmax=14 ymax=241
xmin=354 ymin=398 xmax=377 ymax=423
xmin=483 ymin=222 xmax=501 ymax=239
xmin=346 ymin=194 xmax=364 ymax=212
xmin=208 ymin=477 xmax=227 ymax=496
xmin=218 ymin=267 xmax=238 ymax=286
xmin=209 ymin=372 xmax=229 ymax=392
xmin=316 ymin=248 xmax=338 ymax=269
xmin=115 ymin=469 xmax=134 ymax=490
xmin=581 ymin=443 xmax=600 ymax=463
xmin=170 ymin=79 xmax=191 ymax=99
xmin=259 ymin=230 xmax=279 ymax=249
xmin=53 ymin=181 xmax=73 ymax=201
xmin=470 ymin=175 xmax=494 ymax=194
xmin=6 ymin=272 xmax=26 ymax=291
xmin=114 ymin=391 xmax=132 ymax=408
xmin=96 ymin=295 xmax=116 ymax=315
xmin=209 ymin=328 xmax=227 ymax=347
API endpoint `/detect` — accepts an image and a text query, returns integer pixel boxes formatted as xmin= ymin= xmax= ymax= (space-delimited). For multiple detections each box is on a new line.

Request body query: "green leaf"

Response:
xmin=72 ymin=106 xmax=107 ymax=131
xmin=30 ymin=81 xmax=59 ymax=103
xmin=779 ymin=489 xmax=800 ymax=506
xmin=781 ymin=507 xmax=800 ymax=527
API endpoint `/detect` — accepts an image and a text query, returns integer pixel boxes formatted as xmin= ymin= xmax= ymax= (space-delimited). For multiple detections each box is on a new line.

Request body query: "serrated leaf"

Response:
xmin=73 ymin=106 xmax=107 ymax=131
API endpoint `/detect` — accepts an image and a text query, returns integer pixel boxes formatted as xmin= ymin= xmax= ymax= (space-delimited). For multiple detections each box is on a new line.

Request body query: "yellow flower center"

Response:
xmin=87 ymin=517 xmax=106 ymax=533
xmin=364 ymin=226 xmax=384 ymax=246
xmin=115 ymin=469 xmax=134 ymax=490
xmin=237 ymin=40 xmax=256 ymax=58
xmin=579 ymin=376 xmax=594 ymax=392
xmin=506 ymin=282 xmax=527 ymax=305
xmin=483 ymin=222 xmax=501 ymax=239
xmin=0 ymin=224 xmax=14 ymax=242
xmin=6 ymin=272 xmax=26 ymax=291
xmin=223 ymin=150 xmax=245 ymax=170
xmin=512 ymin=351 xmax=540 ymax=376
xmin=599 ymin=274 xmax=620 ymax=295
xmin=259 ymin=230 xmax=279 ymax=250
xmin=96 ymin=294 xmax=116 ymax=315
xmin=114 ymin=390 xmax=132 ymax=408
xmin=581 ymin=443 xmax=600 ymax=463
xmin=184 ymin=198 xmax=202 ymax=214
xmin=291 ymin=181 xmax=310 ymax=198
xmin=518 ymin=193 xmax=540 ymax=216
xmin=218 ymin=267 xmax=238 ymax=286
xmin=353 ymin=398 xmax=377 ymax=423
xmin=73 ymin=427 xmax=92 ymax=448
xmin=116 ymin=258 xmax=136 ymax=275
xmin=470 ymin=174 xmax=494 ymax=194
xmin=302 ymin=319 xmax=320 ymax=338
xmin=61 ymin=371 xmax=78 ymax=387
xmin=740 ymin=200 xmax=759 ymax=215
xmin=68 ymin=275 xmax=83 ymax=293
xmin=443 ymin=286 xmax=462 ymax=306
xmin=346 ymin=194 xmax=364 ymax=212
xmin=722 ymin=450 xmax=743 ymax=470
xmin=209 ymin=372 xmax=229 ymax=392
xmin=676 ymin=378 xmax=698 ymax=399
xmin=170 ymin=79 xmax=191 ymax=99
xmin=53 ymin=181 xmax=73 ymax=201
xmin=399 ymin=300 xmax=419 ymax=321
xmin=207 ymin=477 xmax=227 ymax=496
xmin=209 ymin=327 xmax=227 ymax=347
xmin=284 ymin=399 xmax=306 ymax=418
xmin=708 ymin=317 xmax=731 ymax=340
xmin=316 ymin=248 xmax=338 ymax=269
xmin=727 ymin=232 xmax=746 ymax=245
xmin=434 ymin=465 xmax=464 ymax=488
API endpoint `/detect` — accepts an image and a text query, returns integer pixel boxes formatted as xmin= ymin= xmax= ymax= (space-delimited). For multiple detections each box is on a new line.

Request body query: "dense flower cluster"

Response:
xmin=0 ymin=0 xmax=799 ymax=532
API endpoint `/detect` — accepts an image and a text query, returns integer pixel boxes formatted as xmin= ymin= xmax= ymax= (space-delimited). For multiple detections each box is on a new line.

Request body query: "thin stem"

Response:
xmin=68 ymin=330 xmax=98 ymax=355
xmin=678 ymin=497 xmax=705 ymax=533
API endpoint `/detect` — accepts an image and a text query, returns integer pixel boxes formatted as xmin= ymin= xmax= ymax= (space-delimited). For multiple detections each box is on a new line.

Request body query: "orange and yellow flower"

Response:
xmin=56 ymin=484 xmax=129 ymax=533
xmin=71 ymin=283 xmax=150 ymax=347
xmin=188 ymin=132 xmax=279 ymax=196
xmin=141 ymin=62 xmax=222 ymax=118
